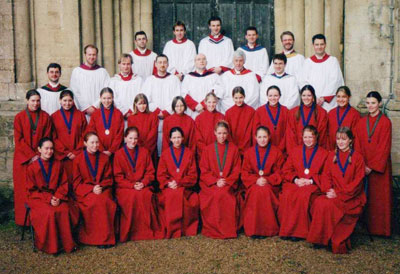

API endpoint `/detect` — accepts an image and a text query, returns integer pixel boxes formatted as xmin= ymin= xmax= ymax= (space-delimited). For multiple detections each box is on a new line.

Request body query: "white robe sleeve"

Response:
xmin=182 ymin=41 xmax=196 ymax=74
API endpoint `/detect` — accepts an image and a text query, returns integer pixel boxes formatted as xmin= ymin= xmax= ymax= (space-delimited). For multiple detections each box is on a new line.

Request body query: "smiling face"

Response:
xmin=60 ymin=95 xmax=74 ymax=111
xmin=173 ymin=25 xmax=186 ymax=41
xmin=205 ymin=96 xmax=217 ymax=112
xmin=313 ymin=38 xmax=326 ymax=56
xmin=125 ymin=131 xmax=139 ymax=149
xmin=47 ymin=67 xmax=61 ymax=84
xmin=119 ymin=57 xmax=132 ymax=75
xmin=135 ymin=34 xmax=148 ymax=50
xmin=301 ymin=90 xmax=314 ymax=106
xmin=85 ymin=135 xmax=99 ymax=154
xmin=245 ymin=30 xmax=258 ymax=45
xmin=135 ymin=99 xmax=147 ymax=113
xmin=209 ymin=20 xmax=221 ymax=36
xmin=233 ymin=92 xmax=245 ymax=107
xmin=336 ymin=90 xmax=350 ymax=108
xmin=273 ymin=59 xmax=285 ymax=75
xmin=195 ymin=54 xmax=207 ymax=70
xmin=100 ymin=92 xmax=113 ymax=109
xmin=38 ymin=141 xmax=54 ymax=161
xmin=366 ymin=97 xmax=380 ymax=115
xmin=214 ymin=126 xmax=228 ymax=144
xmin=174 ymin=99 xmax=185 ymax=115
xmin=155 ymin=56 xmax=168 ymax=74
xmin=256 ymin=129 xmax=269 ymax=148
xmin=85 ymin=47 xmax=98 ymax=66
xmin=303 ymin=130 xmax=317 ymax=148
xmin=267 ymin=88 xmax=281 ymax=107
xmin=170 ymin=131 xmax=184 ymax=148
xmin=281 ymin=34 xmax=294 ymax=51
xmin=27 ymin=95 xmax=41 ymax=111
xmin=336 ymin=132 xmax=352 ymax=152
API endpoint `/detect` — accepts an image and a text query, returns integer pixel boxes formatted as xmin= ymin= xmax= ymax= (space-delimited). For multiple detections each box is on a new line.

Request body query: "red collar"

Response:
xmin=154 ymin=72 xmax=171 ymax=79
xmin=310 ymin=54 xmax=330 ymax=63
xmin=229 ymin=68 xmax=252 ymax=75
xmin=172 ymin=38 xmax=188 ymax=44
xmin=133 ymin=48 xmax=152 ymax=56
xmin=80 ymin=63 xmax=101 ymax=70
xmin=46 ymin=83 xmax=60 ymax=91
xmin=208 ymin=34 xmax=224 ymax=42
xmin=119 ymin=72 xmax=133 ymax=81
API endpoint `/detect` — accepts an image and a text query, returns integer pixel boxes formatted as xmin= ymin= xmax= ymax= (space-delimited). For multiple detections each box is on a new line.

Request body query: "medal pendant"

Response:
xmin=259 ymin=170 xmax=264 ymax=176
xmin=105 ymin=129 xmax=110 ymax=135
xmin=304 ymin=168 xmax=310 ymax=175
xmin=176 ymin=168 xmax=180 ymax=173
xmin=219 ymin=172 xmax=223 ymax=177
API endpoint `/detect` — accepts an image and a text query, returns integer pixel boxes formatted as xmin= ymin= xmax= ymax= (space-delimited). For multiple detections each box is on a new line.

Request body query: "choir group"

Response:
xmin=13 ymin=17 xmax=393 ymax=256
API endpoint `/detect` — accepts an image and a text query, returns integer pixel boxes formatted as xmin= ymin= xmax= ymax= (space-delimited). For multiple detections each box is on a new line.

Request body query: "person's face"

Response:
xmin=214 ymin=126 xmax=228 ymax=144
xmin=195 ymin=54 xmax=207 ymax=70
xmin=60 ymin=95 xmax=74 ymax=111
xmin=245 ymin=30 xmax=258 ymax=45
xmin=366 ymin=97 xmax=380 ymax=114
xmin=119 ymin=57 xmax=132 ymax=75
xmin=281 ymin=34 xmax=294 ymax=51
xmin=273 ymin=59 xmax=285 ymax=75
xmin=233 ymin=93 xmax=245 ymax=107
xmin=47 ymin=67 xmax=61 ymax=83
xmin=38 ymin=141 xmax=54 ymax=161
xmin=209 ymin=20 xmax=221 ymax=36
xmin=135 ymin=100 xmax=147 ymax=113
xmin=301 ymin=90 xmax=314 ymax=106
xmin=155 ymin=57 xmax=168 ymax=73
xmin=336 ymin=90 xmax=350 ymax=108
xmin=125 ymin=131 xmax=138 ymax=149
xmin=170 ymin=131 xmax=184 ymax=148
xmin=173 ymin=25 xmax=186 ymax=41
xmin=233 ymin=56 xmax=245 ymax=71
xmin=27 ymin=95 xmax=41 ymax=111
xmin=85 ymin=135 xmax=99 ymax=154
xmin=85 ymin=47 xmax=98 ymax=66
xmin=256 ymin=130 xmax=269 ymax=147
xmin=101 ymin=92 xmax=113 ymax=109
xmin=135 ymin=34 xmax=148 ymax=49
xmin=174 ymin=99 xmax=185 ymax=115
xmin=205 ymin=96 xmax=217 ymax=112
xmin=267 ymin=88 xmax=280 ymax=106
xmin=336 ymin=133 xmax=352 ymax=151
xmin=303 ymin=130 xmax=317 ymax=148
xmin=313 ymin=38 xmax=326 ymax=56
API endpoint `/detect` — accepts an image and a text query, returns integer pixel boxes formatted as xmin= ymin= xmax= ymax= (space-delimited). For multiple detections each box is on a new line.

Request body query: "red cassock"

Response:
xmin=87 ymin=107 xmax=124 ymax=153
xmin=26 ymin=159 xmax=79 ymax=254
xmin=327 ymin=106 xmax=360 ymax=150
xmin=241 ymin=145 xmax=284 ymax=237
xmin=157 ymin=146 xmax=199 ymax=238
xmin=279 ymin=145 xmax=329 ymax=238
xmin=253 ymin=103 xmax=289 ymax=153
xmin=194 ymin=110 xmax=224 ymax=157
xmin=307 ymin=150 xmax=366 ymax=254
xmin=162 ymin=113 xmax=196 ymax=152
xmin=113 ymin=145 xmax=164 ymax=241
xmin=285 ymin=104 xmax=328 ymax=154
xmin=127 ymin=111 xmax=159 ymax=155
xmin=199 ymin=142 xmax=242 ymax=239
xmin=225 ymin=104 xmax=255 ymax=156
xmin=13 ymin=109 xmax=52 ymax=226
xmin=52 ymin=107 xmax=87 ymax=186
xmin=355 ymin=113 xmax=392 ymax=236
xmin=73 ymin=151 xmax=116 ymax=245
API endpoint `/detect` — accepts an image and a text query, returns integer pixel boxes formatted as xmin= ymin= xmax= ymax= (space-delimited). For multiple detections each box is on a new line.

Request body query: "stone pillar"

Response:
xmin=80 ymin=0 xmax=96 ymax=62
xmin=274 ymin=0 xmax=286 ymax=53
xmin=121 ymin=0 xmax=134 ymax=53
xmin=94 ymin=0 xmax=103 ymax=66
xmin=101 ymin=0 xmax=115 ymax=75
xmin=324 ymin=0 xmax=344 ymax=67
xmin=304 ymin=0 xmax=324 ymax=57
xmin=114 ymin=0 xmax=122 ymax=72
xmin=141 ymin=0 xmax=153 ymax=50
xmin=286 ymin=0 xmax=305 ymax=55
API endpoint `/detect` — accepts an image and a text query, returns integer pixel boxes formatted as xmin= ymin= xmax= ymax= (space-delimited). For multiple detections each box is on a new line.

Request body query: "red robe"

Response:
xmin=72 ymin=151 xmax=116 ymax=245
xmin=127 ymin=111 xmax=159 ymax=155
xmin=199 ymin=142 xmax=241 ymax=239
xmin=13 ymin=109 xmax=52 ymax=225
xmin=327 ymin=106 xmax=360 ymax=150
xmin=113 ymin=145 xmax=163 ymax=241
xmin=225 ymin=104 xmax=255 ymax=156
xmin=26 ymin=159 xmax=79 ymax=254
xmin=355 ymin=113 xmax=392 ymax=236
xmin=253 ymin=103 xmax=289 ymax=153
xmin=194 ymin=110 xmax=224 ymax=157
xmin=162 ymin=113 xmax=196 ymax=152
xmin=279 ymin=145 xmax=329 ymax=238
xmin=51 ymin=107 xmax=87 ymax=187
xmin=157 ymin=146 xmax=199 ymax=238
xmin=242 ymin=145 xmax=284 ymax=236
xmin=286 ymin=104 xmax=328 ymax=154
xmin=307 ymin=150 xmax=366 ymax=253
xmin=87 ymin=107 xmax=124 ymax=153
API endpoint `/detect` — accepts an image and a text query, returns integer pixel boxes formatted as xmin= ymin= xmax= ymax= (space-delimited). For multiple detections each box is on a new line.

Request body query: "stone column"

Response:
xmin=121 ymin=0 xmax=134 ymax=53
xmin=284 ymin=0 xmax=305 ymax=55
xmin=304 ymin=0 xmax=324 ymax=57
xmin=274 ymin=0 xmax=286 ymax=53
xmin=94 ymin=0 xmax=103 ymax=66
xmin=114 ymin=0 xmax=122 ymax=72
xmin=324 ymin=0 xmax=344 ymax=67
xmin=141 ymin=0 xmax=153 ymax=50
xmin=101 ymin=0 xmax=115 ymax=75
xmin=80 ymin=0 xmax=96 ymax=62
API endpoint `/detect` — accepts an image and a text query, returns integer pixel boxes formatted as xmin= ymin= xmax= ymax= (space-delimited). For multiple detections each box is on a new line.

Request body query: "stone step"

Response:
xmin=0 ymin=100 xmax=25 ymax=112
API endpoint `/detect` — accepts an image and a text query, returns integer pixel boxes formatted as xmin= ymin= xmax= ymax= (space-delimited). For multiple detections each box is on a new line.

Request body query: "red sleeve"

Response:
xmin=224 ymin=148 xmax=241 ymax=187
xmin=241 ymin=151 xmax=259 ymax=188
xmin=26 ymin=163 xmax=52 ymax=203
xmin=146 ymin=114 xmax=159 ymax=154
xmin=323 ymin=95 xmax=335 ymax=103
xmin=14 ymin=115 xmax=37 ymax=163
xmin=86 ymin=113 xmax=97 ymax=133
xmin=176 ymin=152 xmax=198 ymax=188
xmin=162 ymin=119 xmax=170 ymax=153
xmin=199 ymin=148 xmax=218 ymax=187
xmin=141 ymin=151 xmax=155 ymax=187
xmin=162 ymin=110 xmax=170 ymax=118
xmin=99 ymin=156 xmax=113 ymax=189
xmin=113 ymin=152 xmax=134 ymax=189
xmin=109 ymin=113 xmax=124 ymax=153
xmin=72 ymin=156 xmax=95 ymax=198
xmin=285 ymin=112 xmax=298 ymax=155
xmin=319 ymin=158 xmax=334 ymax=193
xmin=368 ymin=120 xmax=392 ymax=173
xmin=265 ymin=150 xmax=284 ymax=186
xmin=73 ymin=113 xmax=88 ymax=155
xmin=281 ymin=153 xmax=297 ymax=184
xmin=338 ymin=155 xmax=366 ymax=202
xmin=317 ymin=109 xmax=329 ymax=150
xmin=255 ymin=74 xmax=262 ymax=83
xmin=53 ymin=164 xmax=69 ymax=201
xmin=185 ymin=94 xmax=199 ymax=111
xmin=156 ymin=153 xmax=172 ymax=189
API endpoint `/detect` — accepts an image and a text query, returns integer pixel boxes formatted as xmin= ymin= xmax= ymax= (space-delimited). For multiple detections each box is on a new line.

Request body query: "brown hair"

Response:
xmin=84 ymin=131 xmax=98 ymax=142
xmin=214 ymin=120 xmax=230 ymax=132
xmin=118 ymin=53 xmax=133 ymax=64
xmin=232 ymin=86 xmax=245 ymax=97
xmin=280 ymin=31 xmax=294 ymax=41
xmin=333 ymin=127 xmax=354 ymax=164
xmin=302 ymin=125 xmax=319 ymax=139
xmin=172 ymin=96 xmax=187 ymax=112
xmin=296 ymin=85 xmax=318 ymax=122
xmin=132 ymin=93 xmax=150 ymax=114
xmin=124 ymin=126 xmax=139 ymax=138
xmin=205 ymin=92 xmax=218 ymax=102
xmin=84 ymin=44 xmax=98 ymax=54
xmin=255 ymin=126 xmax=270 ymax=136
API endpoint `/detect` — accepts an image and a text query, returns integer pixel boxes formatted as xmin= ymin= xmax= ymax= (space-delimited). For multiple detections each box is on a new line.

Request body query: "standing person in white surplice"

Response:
xmin=129 ymin=31 xmax=158 ymax=80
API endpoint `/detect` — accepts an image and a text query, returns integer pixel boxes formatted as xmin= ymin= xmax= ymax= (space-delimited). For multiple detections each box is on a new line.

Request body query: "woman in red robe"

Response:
xmin=162 ymin=96 xmax=196 ymax=152
xmin=195 ymin=92 xmax=224 ymax=157
xmin=87 ymin=87 xmax=124 ymax=156
xmin=157 ymin=127 xmax=199 ymax=238
xmin=73 ymin=132 xmax=116 ymax=248
xmin=127 ymin=93 xmax=158 ymax=155
xmin=13 ymin=89 xmax=52 ymax=226
xmin=279 ymin=125 xmax=329 ymax=240
xmin=327 ymin=86 xmax=360 ymax=150
xmin=253 ymin=85 xmax=289 ymax=153
xmin=199 ymin=121 xmax=241 ymax=239
xmin=225 ymin=86 xmax=255 ymax=156
xmin=113 ymin=127 xmax=163 ymax=241
xmin=286 ymin=85 xmax=328 ymax=155
xmin=52 ymin=90 xmax=87 ymax=188
xmin=307 ymin=127 xmax=366 ymax=253
xmin=26 ymin=137 xmax=79 ymax=254
xmin=242 ymin=126 xmax=284 ymax=237
xmin=355 ymin=91 xmax=392 ymax=236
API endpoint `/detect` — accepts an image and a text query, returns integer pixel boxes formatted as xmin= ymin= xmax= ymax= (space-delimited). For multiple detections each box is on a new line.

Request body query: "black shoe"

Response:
xmin=97 ymin=245 xmax=114 ymax=249
xmin=312 ymin=243 xmax=325 ymax=249
xmin=280 ymin=236 xmax=290 ymax=241
xmin=251 ymin=235 xmax=267 ymax=239
xmin=290 ymin=237 xmax=301 ymax=242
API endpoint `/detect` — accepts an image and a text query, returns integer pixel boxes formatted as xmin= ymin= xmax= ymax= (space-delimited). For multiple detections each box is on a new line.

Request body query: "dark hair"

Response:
xmin=156 ymin=54 xmax=169 ymax=62
xmin=205 ymin=92 xmax=218 ymax=102
xmin=208 ymin=16 xmax=222 ymax=25
xmin=173 ymin=21 xmax=186 ymax=31
xmin=125 ymin=126 xmax=139 ymax=138
xmin=60 ymin=89 xmax=74 ymax=100
xmin=26 ymin=89 xmax=41 ymax=100
xmin=255 ymin=126 xmax=270 ymax=136
xmin=267 ymin=85 xmax=281 ymax=96
xmin=135 ymin=31 xmax=147 ymax=40
xmin=118 ymin=53 xmax=133 ymax=64
xmin=336 ymin=86 xmax=352 ymax=97
xmin=84 ymin=131 xmax=98 ymax=142
xmin=245 ymin=26 xmax=258 ymax=35
xmin=303 ymin=125 xmax=319 ymax=139
xmin=232 ymin=86 xmax=245 ymax=97
xmin=272 ymin=53 xmax=287 ymax=64
xmin=172 ymin=96 xmax=187 ymax=112
xmin=215 ymin=120 xmax=230 ymax=132
xmin=312 ymin=34 xmax=326 ymax=44
xmin=84 ymin=44 xmax=98 ymax=54
xmin=280 ymin=31 xmax=295 ymax=41
xmin=366 ymin=91 xmax=382 ymax=103
xmin=296 ymin=85 xmax=318 ymax=122
xmin=100 ymin=87 xmax=114 ymax=97
xmin=169 ymin=127 xmax=184 ymax=138
xmin=47 ymin=63 xmax=61 ymax=73
xmin=333 ymin=127 xmax=354 ymax=164
xmin=38 ymin=137 xmax=53 ymax=148
xmin=133 ymin=93 xmax=150 ymax=114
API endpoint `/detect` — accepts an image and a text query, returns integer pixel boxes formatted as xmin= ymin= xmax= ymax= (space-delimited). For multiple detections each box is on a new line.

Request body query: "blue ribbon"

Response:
xmin=38 ymin=158 xmax=53 ymax=187
xmin=84 ymin=149 xmax=99 ymax=182
xmin=255 ymin=143 xmax=271 ymax=172
xmin=101 ymin=105 xmax=114 ymax=131
xmin=170 ymin=145 xmax=185 ymax=171
xmin=303 ymin=144 xmax=319 ymax=170
xmin=300 ymin=103 xmax=315 ymax=127
xmin=336 ymin=104 xmax=351 ymax=127
xmin=336 ymin=149 xmax=354 ymax=177
xmin=265 ymin=103 xmax=281 ymax=129
xmin=123 ymin=144 xmax=139 ymax=171
xmin=60 ymin=107 xmax=74 ymax=134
